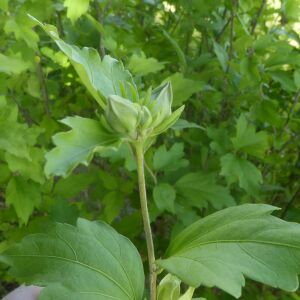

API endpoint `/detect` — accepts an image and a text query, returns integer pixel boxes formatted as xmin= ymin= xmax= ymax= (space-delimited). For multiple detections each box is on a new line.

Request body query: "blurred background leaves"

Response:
xmin=0 ymin=0 xmax=300 ymax=298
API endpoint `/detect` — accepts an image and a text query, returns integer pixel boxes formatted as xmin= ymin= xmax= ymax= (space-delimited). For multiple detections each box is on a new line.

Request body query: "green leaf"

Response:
xmin=102 ymin=191 xmax=124 ymax=224
xmin=162 ymin=30 xmax=187 ymax=73
xmin=294 ymin=70 xmax=300 ymax=89
xmin=153 ymin=183 xmax=176 ymax=214
xmin=213 ymin=41 xmax=228 ymax=72
xmin=64 ymin=0 xmax=90 ymax=23
xmin=284 ymin=0 xmax=300 ymax=21
xmin=6 ymin=177 xmax=41 ymax=225
xmin=54 ymin=172 xmax=97 ymax=198
xmin=164 ymin=73 xmax=204 ymax=107
xmin=231 ymin=114 xmax=269 ymax=159
xmin=172 ymin=119 xmax=205 ymax=131
xmin=151 ymin=105 xmax=185 ymax=137
xmin=0 ymin=0 xmax=8 ymax=11
xmin=153 ymin=143 xmax=189 ymax=172
xmin=5 ymin=147 xmax=45 ymax=184
xmin=157 ymin=274 xmax=181 ymax=300
xmin=0 ymin=54 xmax=31 ymax=74
xmin=0 ymin=98 xmax=41 ymax=159
xmin=4 ymin=16 xmax=39 ymax=49
xmin=128 ymin=52 xmax=165 ymax=76
xmin=1 ymin=218 xmax=145 ymax=300
xmin=251 ymin=100 xmax=283 ymax=127
xmin=29 ymin=16 xmax=135 ymax=108
xmin=207 ymin=127 xmax=232 ymax=155
xmin=175 ymin=172 xmax=235 ymax=209
xmin=270 ymin=71 xmax=297 ymax=92
xmin=45 ymin=116 xmax=120 ymax=177
xmin=220 ymin=153 xmax=262 ymax=195
xmin=157 ymin=204 xmax=300 ymax=298
xmin=50 ymin=199 xmax=79 ymax=225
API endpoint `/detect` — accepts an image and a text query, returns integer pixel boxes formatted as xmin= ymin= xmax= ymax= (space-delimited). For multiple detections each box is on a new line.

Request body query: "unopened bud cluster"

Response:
xmin=101 ymin=82 xmax=184 ymax=143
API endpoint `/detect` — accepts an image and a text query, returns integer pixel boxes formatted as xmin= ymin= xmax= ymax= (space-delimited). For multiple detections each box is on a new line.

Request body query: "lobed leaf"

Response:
xmin=231 ymin=114 xmax=269 ymax=159
xmin=220 ymin=153 xmax=262 ymax=195
xmin=157 ymin=204 xmax=300 ymax=298
xmin=175 ymin=172 xmax=235 ymax=209
xmin=45 ymin=116 xmax=120 ymax=177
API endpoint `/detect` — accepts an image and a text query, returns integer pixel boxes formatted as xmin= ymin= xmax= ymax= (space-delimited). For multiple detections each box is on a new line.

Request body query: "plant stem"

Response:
xmin=135 ymin=142 xmax=156 ymax=300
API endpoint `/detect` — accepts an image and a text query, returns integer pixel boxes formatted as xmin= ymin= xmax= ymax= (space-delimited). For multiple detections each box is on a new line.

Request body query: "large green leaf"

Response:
xmin=175 ymin=172 xmax=235 ymax=209
xmin=1 ymin=218 xmax=144 ymax=300
xmin=29 ymin=15 xmax=135 ymax=108
xmin=45 ymin=116 xmax=119 ymax=177
xmin=157 ymin=204 xmax=300 ymax=298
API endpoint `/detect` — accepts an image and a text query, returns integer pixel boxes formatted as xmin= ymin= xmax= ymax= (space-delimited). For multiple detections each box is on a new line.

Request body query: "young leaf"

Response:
xmin=45 ymin=116 xmax=120 ymax=177
xmin=231 ymin=114 xmax=269 ymax=159
xmin=1 ymin=219 xmax=145 ymax=300
xmin=29 ymin=15 xmax=135 ymax=108
xmin=175 ymin=172 xmax=235 ymax=209
xmin=162 ymin=31 xmax=187 ymax=73
xmin=128 ymin=52 xmax=165 ymax=76
xmin=153 ymin=143 xmax=189 ymax=172
xmin=5 ymin=147 xmax=45 ymax=184
xmin=0 ymin=53 xmax=31 ymax=74
xmin=157 ymin=274 xmax=181 ymax=300
xmin=172 ymin=119 xmax=204 ymax=131
xmin=213 ymin=41 xmax=228 ymax=72
xmin=164 ymin=73 xmax=204 ymax=107
xmin=64 ymin=0 xmax=90 ymax=23
xmin=220 ymin=153 xmax=262 ymax=195
xmin=157 ymin=204 xmax=300 ymax=298
xmin=153 ymin=183 xmax=176 ymax=214
xmin=102 ymin=191 xmax=124 ymax=224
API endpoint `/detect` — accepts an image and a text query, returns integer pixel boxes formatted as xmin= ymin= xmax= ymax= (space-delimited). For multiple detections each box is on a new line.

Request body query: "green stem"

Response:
xmin=135 ymin=142 xmax=157 ymax=300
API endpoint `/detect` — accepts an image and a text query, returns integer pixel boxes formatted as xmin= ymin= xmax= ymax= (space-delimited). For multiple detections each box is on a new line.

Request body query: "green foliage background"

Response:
xmin=0 ymin=0 xmax=300 ymax=299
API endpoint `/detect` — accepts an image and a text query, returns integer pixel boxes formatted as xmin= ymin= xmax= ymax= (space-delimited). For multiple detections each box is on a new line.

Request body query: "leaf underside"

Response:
xmin=29 ymin=15 xmax=135 ymax=108
xmin=1 ymin=219 xmax=145 ymax=300
xmin=45 ymin=116 xmax=119 ymax=177
xmin=157 ymin=204 xmax=300 ymax=298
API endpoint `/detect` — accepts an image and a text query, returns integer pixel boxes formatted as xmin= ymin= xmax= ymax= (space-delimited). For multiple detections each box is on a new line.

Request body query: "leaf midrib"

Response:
xmin=171 ymin=239 xmax=300 ymax=257
xmin=7 ymin=254 xmax=132 ymax=299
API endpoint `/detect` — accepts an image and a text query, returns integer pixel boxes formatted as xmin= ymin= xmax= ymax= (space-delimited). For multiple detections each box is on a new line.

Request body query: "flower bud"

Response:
xmin=139 ymin=106 xmax=153 ymax=130
xmin=105 ymin=95 xmax=139 ymax=135
xmin=149 ymin=82 xmax=172 ymax=128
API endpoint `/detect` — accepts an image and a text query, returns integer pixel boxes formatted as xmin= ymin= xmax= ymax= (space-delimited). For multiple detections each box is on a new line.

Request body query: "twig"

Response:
xmin=250 ymin=0 xmax=266 ymax=34
xmin=8 ymin=90 xmax=38 ymax=125
xmin=36 ymin=53 xmax=51 ymax=116
xmin=283 ymin=89 xmax=300 ymax=132
xmin=216 ymin=15 xmax=231 ymax=41
xmin=145 ymin=161 xmax=157 ymax=185
xmin=225 ymin=1 xmax=237 ymax=73
xmin=56 ymin=10 xmax=65 ymax=37
xmin=95 ymin=1 xmax=106 ymax=58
